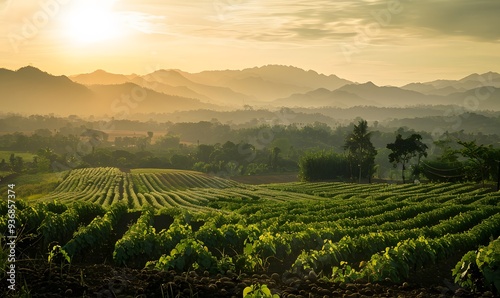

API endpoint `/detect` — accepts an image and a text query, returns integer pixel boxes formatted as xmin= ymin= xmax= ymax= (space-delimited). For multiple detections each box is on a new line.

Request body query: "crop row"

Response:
xmin=5 ymin=192 xmax=500 ymax=285
xmin=36 ymin=168 xmax=500 ymax=212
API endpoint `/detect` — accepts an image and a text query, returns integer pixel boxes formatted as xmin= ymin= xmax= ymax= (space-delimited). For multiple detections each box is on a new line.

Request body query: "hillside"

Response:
xmin=36 ymin=167 xmax=317 ymax=211
xmin=0 ymin=66 xmax=95 ymax=115
xmin=274 ymin=88 xmax=377 ymax=108
xmin=70 ymin=69 xmax=136 ymax=85
xmin=3 ymin=65 xmax=500 ymax=116
xmin=401 ymin=71 xmax=500 ymax=96
xmin=88 ymin=83 xmax=219 ymax=114
xmin=0 ymin=67 xmax=220 ymax=115
xmin=183 ymin=65 xmax=354 ymax=101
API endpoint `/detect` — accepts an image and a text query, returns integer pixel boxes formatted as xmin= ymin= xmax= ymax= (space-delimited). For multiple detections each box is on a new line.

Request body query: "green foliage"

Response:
xmin=343 ymin=119 xmax=377 ymax=182
xmin=48 ymin=245 xmax=71 ymax=264
xmin=453 ymin=237 xmax=500 ymax=294
xmin=72 ymin=201 xmax=106 ymax=224
xmin=195 ymin=222 xmax=249 ymax=256
xmin=17 ymin=204 xmax=50 ymax=233
xmin=243 ymin=284 xmax=279 ymax=298
xmin=43 ymin=200 xmax=67 ymax=214
xmin=38 ymin=209 xmax=80 ymax=246
xmin=387 ymin=133 xmax=428 ymax=183
xmin=7 ymin=166 xmax=500 ymax=291
xmin=456 ymin=140 xmax=499 ymax=184
xmin=37 ymin=202 xmax=104 ymax=246
xmin=421 ymin=160 xmax=466 ymax=182
xmin=63 ymin=203 xmax=127 ymax=258
xmin=244 ymin=163 xmax=270 ymax=175
xmin=358 ymin=236 xmax=436 ymax=282
xmin=146 ymin=238 xmax=219 ymax=273
xmin=113 ymin=207 xmax=157 ymax=267
xmin=332 ymin=261 xmax=362 ymax=283
xmin=298 ymin=150 xmax=349 ymax=181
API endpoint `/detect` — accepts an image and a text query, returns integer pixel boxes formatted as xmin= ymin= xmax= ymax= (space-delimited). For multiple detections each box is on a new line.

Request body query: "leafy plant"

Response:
xmin=243 ymin=284 xmax=279 ymax=298
xmin=113 ymin=206 xmax=159 ymax=267
xmin=147 ymin=238 xmax=219 ymax=273
xmin=453 ymin=238 xmax=500 ymax=294
xmin=63 ymin=203 xmax=127 ymax=258
xmin=47 ymin=245 xmax=72 ymax=276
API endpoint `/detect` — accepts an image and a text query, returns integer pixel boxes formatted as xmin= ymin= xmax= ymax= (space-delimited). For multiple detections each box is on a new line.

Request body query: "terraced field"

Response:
xmin=2 ymin=167 xmax=500 ymax=297
xmin=37 ymin=167 xmax=323 ymax=211
xmin=38 ymin=167 xmax=500 ymax=210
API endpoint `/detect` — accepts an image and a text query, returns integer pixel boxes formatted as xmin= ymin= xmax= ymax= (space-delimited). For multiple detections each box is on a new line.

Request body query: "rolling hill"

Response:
xmin=70 ymin=69 xmax=137 ymax=85
xmin=0 ymin=66 xmax=96 ymax=115
xmin=0 ymin=66 xmax=221 ymax=116
xmin=274 ymin=88 xmax=376 ymax=108
xmin=401 ymin=71 xmax=500 ymax=96
xmin=3 ymin=65 xmax=500 ymax=116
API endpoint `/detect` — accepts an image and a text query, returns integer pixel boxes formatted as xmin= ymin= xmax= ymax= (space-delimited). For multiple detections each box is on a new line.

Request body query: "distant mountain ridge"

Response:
xmin=0 ymin=66 xmax=95 ymax=115
xmin=70 ymin=69 xmax=137 ymax=85
xmin=274 ymin=88 xmax=376 ymax=108
xmin=2 ymin=65 xmax=500 ymax=116
xmin=68 ymin=66 xmax=500 ymax=109
xmin=1 ymin=66 xmax=218 ymax=116
xmin=275 ymin=76 xmax=500 ymax=109
xmin=70 ymin=65 xmax=355 ymax=105
xmin=401 ymin=72 xmax=500 ymax=96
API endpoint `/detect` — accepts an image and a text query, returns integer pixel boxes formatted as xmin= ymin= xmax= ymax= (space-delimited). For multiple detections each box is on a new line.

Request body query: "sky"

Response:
xmin=0 ymin=0 xmax=499 ymax=86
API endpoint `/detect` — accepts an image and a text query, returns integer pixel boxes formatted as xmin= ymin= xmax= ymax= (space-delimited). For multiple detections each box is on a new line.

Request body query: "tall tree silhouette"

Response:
xmin=344 ymin=120 xmax=377 ymax=183
xmin=387 ymin=134 xmax=428 ymax=183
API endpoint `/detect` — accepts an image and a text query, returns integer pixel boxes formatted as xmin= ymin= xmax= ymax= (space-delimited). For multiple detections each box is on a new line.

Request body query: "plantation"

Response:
xmin=1 ymin=167 xmax=500 ymax=297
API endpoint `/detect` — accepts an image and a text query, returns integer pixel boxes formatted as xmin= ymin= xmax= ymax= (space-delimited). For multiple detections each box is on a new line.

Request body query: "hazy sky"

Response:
xmin=1 ymin=0 xmax=499 ymax=86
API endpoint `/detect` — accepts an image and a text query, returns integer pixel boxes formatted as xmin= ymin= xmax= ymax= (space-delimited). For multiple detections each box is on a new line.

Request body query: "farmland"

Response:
xmin=1 ymin=167 xmax=500 ymax=297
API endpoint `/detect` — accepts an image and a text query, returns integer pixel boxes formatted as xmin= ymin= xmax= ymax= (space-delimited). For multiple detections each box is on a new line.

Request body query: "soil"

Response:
xmin=4 ymin=217 xmax=496 ymax=297
xmin=3 ymin=202 xmax=497 ymax=297
xmin=152 ymin=214 xmax=174 ymax=232
xmin=2 ymin=259 xmax=496 ymax=298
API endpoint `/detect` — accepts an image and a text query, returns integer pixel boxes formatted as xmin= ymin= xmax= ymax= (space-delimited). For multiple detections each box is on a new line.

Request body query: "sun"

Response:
xmin=62 ymin=0 xmax=123 ymax=44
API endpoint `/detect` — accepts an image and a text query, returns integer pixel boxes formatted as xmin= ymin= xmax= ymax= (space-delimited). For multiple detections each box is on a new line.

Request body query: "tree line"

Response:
xmin=0 ymin=119 xmax=499 ymax=185
xmin=299 ymin=120 xmax=500 ymax=186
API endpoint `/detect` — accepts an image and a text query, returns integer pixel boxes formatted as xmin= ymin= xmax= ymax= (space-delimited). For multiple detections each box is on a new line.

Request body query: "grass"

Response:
xmin=0 ymin=171 xmax=65 ymax=200
xmin=0 ymin=150 xmax=36 ymax=162
xmin=0 ymin=170 xmax=14 ymax=178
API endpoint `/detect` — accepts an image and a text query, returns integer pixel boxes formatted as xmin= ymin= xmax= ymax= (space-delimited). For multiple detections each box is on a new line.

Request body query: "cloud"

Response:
xmin=193 ymin=0 xmax=500 ymax=43
xmin=119 ymin=12 xmax=167 ymax=34
xmin=394 ymin=0 xmax=500 ymax=42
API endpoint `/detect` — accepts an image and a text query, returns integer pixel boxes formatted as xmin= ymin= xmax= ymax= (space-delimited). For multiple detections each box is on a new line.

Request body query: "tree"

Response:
xmin=298 ymin=150 xmax=349 ymax=181
xmin=456 ymin=140 xmax=494 ymax=187
xmin=156 ymin=134 xmax=180 ymax=149
xmin=0 ymin=159 xmax=8 ymax=171
xmin=270 ymin=147 xmax=281 ymax=171
xmin=196 ymin=144 xmax=215 ymax=163
xmin=81 ymin=129 xmax=108 ymax=153
xmin=343 ymin=120 xmax=377 ymax=183
xmin=170 ymin=154 xmax=192 ymax=169
xmin=387 ymin=134 xmax=428 ymax=183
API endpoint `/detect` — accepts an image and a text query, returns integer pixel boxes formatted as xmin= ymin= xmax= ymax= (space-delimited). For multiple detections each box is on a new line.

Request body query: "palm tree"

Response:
xmin=344 ymin=120 xmax=377 ymax=183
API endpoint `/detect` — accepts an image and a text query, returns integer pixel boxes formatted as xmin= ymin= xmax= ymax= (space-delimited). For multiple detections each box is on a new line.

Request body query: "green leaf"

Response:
xmin=242 ymin=286 xmax=253 ymax=297
xmin=261 ymin=285 xmax=271 ymax=296
xmin=244 ymin=243 xmax=253 ymax=255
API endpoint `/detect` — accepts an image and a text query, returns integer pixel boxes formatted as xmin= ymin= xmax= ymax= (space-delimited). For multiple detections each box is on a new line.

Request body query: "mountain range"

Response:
xmin=1 ymin=65 xmax=500 ymax=116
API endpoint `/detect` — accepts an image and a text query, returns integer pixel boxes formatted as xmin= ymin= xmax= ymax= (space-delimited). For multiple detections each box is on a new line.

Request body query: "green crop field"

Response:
xmin=2 ymin=167 xmax=500 ymax=296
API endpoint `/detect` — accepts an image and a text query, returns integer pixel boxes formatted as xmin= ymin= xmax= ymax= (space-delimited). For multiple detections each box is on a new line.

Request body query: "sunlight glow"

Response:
xmin=63 ymin=0 xmax=123 ymax=44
